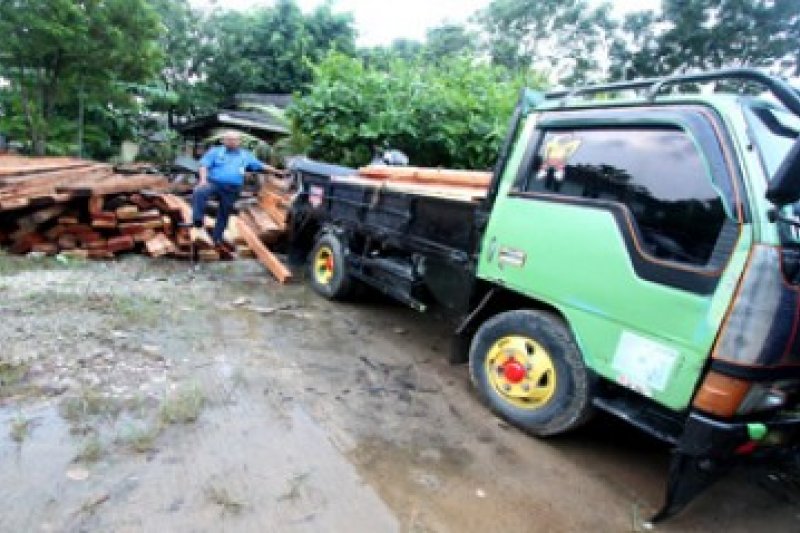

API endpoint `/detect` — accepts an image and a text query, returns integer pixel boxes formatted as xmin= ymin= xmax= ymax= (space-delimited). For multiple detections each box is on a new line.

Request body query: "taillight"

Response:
xmin=693 ymin=371 xmax=751 ymax=417
xmin=694 ymin=372 xmax=798 ymax=418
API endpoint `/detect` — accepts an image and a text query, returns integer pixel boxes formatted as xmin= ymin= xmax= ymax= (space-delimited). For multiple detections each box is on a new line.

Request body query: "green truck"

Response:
xmin=289 ymin=69 xmax=800 ymax=521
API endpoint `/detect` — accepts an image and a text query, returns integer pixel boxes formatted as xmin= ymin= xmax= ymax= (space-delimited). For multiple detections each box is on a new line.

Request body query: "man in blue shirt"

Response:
xmin=192 ymin=130 xmax=266 ymax=246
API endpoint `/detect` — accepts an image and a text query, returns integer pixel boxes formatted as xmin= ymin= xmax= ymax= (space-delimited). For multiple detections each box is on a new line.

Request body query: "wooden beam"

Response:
xmin=234 ymin=216 xmax=292 ymax=283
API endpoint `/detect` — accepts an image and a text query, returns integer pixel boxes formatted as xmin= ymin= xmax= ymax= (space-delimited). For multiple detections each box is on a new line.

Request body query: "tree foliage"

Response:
xmin=475 ymin=0 xmax=617 ymax=83
xmin=198 ymin=0 xmax=355 ymax=101
xmin=289 ymin=53 xmax=543 ymax=169
xmin=611 ymin=0 xmax=800 ymax=78
xmin=0 ymin=0 xmax=163 ymax=155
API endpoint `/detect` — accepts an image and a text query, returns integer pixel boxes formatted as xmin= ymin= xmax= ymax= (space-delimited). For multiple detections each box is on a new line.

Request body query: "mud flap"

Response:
xmin=650 ymin=412 xmax=744 ymax=524
xmin=649 ymin=452 xmax=731 ymax=524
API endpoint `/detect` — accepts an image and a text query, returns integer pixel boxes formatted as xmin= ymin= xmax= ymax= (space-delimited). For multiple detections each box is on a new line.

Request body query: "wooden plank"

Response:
xmin=57 ymin=214 xmax=80 ymax=225
xmin=132 ymin=228 xmax=157 ymax=243
xmin=85 ymin=239 xmax=109 ymax=250
xmin=60 ymin=249 xmax=89 ymax=260
xmin=144 ymin=233 xmax=176 ymax=257
xmin=57 ymin=235 xmax=78 ymax=250
xmin=242 ymin=206 xmax=281 ymax=236
xmin=234 ymin=216 xmax=292 ymax=283
xmin=31 ymin=205 xmax=67 ymax=224
xmin=357 ymin=165 xmax=492 ymax=189
xmin=88 ymin=196 xmax=104 ymax=215
xmin=190 ymin=227 xmax=215 ymax=249
xmin=88 ymin=249 xmax=115 ymax=260
xmin=129 ymin=194 xmax=153 ymax=210
xmin=10 ymin=234 xmax=45 ymax=254
xmin=107 ymin=235 xmax=135 ymax=253
xmin=152 ymin=193 xmax=193 ymax=223
xmin=91 ymin=219 xmax=117 ymax=230
xmin=57 ymin=174 xmax=168 ymax=196
xmin=198 ymin=249 xmax=220 ymax=262
xmin=115 ymin=205 xmax=140 ymax=220
xmin=30 ymin=242 xmax=58 ymax=255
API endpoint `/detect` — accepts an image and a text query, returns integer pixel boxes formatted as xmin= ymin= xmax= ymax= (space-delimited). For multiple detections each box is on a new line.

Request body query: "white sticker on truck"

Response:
xmin=612 ymin=331 xmax=680 ymax=395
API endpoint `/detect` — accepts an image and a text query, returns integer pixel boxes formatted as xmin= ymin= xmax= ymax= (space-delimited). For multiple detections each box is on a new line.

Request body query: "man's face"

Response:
xmin=223 ymin=133 xmax=241 ymax=150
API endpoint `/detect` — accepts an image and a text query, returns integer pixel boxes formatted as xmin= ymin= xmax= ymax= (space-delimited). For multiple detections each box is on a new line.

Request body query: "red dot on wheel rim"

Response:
xmin=503 ymin=360 xmax=526 ymax=384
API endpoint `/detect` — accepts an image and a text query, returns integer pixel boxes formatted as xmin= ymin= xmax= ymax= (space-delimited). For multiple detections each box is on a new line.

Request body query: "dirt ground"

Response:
xmin=1 ymin=253 xmax=800 ymax=533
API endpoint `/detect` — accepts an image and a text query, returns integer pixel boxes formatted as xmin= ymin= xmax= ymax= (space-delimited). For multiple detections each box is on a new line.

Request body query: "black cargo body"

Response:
xmin=290 ymin=158 xmax=482 ymax=313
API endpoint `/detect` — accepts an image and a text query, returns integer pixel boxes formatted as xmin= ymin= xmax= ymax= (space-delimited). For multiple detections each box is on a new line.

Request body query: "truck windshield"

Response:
xmin=746 ymin=101 xmax=800 ymax=178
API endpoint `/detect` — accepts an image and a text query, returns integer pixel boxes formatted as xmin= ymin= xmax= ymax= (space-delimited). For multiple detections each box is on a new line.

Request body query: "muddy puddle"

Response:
xmin=2 ymin=255 xmax=800 ymax=532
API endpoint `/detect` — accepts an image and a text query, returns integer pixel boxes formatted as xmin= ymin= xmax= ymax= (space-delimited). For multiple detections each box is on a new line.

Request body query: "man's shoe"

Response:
xmin=215 ymin=240 xmax=236 ymax=260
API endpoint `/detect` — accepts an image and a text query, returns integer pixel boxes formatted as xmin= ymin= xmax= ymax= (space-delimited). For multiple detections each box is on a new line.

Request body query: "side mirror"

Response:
xmin=766 ymin=136 xmax=800 ymax=207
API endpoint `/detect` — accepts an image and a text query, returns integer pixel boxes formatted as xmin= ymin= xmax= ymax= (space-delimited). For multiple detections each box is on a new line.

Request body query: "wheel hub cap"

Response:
xmin=484 ymin=335 xmax=557 ymax=410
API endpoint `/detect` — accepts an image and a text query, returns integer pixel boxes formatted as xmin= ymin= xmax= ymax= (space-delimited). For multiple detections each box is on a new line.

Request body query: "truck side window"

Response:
xmin=525 ymin=127 xmax=727 ymax=266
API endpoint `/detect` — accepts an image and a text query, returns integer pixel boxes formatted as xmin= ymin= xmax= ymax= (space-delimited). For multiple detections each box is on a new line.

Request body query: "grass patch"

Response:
xmin=9 ymin=413 xmax=30 ymax=443
xmin=111 ymin=295 xmax=161 ymax=326
xmin=0 ymin=360 xmax=36 ymax=399
xmin=0 ymin=360 xmax=29 ymax=392
xmin=118 ymin=421 xmax=161 ymax=453
xmin=205 ymin=485 xmax=246 ymax=515
xmin=160 ymin=384 xmax=205 ymax=425
xmin=59 ymin=389 xmax=124 ymax=422
xmin=0 ymin=250 xmax=86 ymax=276
xmin=75 ymin=434 xmax=104 ymax=463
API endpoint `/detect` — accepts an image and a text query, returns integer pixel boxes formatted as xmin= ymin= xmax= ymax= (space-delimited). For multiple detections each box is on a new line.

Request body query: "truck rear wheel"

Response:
xmin=309 ymin=233 xmax=354 ymax=300
xmin=469 ymin=310 xmax=593 ymax=436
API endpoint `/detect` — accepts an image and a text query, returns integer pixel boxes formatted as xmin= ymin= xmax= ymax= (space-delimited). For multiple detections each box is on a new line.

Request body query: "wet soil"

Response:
xmin=1 ymin=254 xmax=799 ymax=532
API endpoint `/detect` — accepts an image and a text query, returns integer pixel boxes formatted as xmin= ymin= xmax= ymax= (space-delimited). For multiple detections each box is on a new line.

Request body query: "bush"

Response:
xmin=288 ymin=52 xmax=545 ymax=170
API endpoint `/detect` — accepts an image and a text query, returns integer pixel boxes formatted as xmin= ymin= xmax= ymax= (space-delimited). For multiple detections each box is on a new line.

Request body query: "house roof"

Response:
xmin=175 ymin=109 xmax=290 ymax=140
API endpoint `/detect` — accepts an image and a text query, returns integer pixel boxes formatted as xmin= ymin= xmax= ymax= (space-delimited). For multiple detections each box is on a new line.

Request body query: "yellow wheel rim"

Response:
xmin=314 ymin=245 xmax=335 ymax=285
xmin=484 ymin=335 xmax=557 ymax=410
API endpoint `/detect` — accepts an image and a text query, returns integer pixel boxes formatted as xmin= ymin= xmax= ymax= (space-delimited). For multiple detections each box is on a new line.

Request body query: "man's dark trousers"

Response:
xmin=192 ymin=181 xmax=242 ymax=243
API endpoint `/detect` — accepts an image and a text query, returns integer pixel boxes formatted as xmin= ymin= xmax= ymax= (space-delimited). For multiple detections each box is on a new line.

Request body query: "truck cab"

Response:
xmin=467 ymin=70 xmax=800 ymax=520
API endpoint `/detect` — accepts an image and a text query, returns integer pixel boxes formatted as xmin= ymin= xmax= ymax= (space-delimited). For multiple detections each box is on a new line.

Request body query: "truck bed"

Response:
xmin=290 ymin=158 xmax=484 ymax=312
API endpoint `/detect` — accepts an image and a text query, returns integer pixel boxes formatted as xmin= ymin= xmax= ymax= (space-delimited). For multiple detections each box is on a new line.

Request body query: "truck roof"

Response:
xmin=531 ymin=68 xmax=800 ymax=120
xmin=534 ymin=93 xmax=746 ymax=115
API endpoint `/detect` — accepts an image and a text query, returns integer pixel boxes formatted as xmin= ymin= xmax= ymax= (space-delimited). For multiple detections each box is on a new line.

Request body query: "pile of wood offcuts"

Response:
xmin=0 ymin=155 xmax=293 ymax=283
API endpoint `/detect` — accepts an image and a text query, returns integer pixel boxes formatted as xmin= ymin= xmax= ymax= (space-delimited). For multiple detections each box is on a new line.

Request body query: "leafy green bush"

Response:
xmin=289 ymin=53 xmax=545 ymax=170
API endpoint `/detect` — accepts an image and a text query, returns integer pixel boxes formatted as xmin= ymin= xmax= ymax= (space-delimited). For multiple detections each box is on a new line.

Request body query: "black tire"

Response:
xmin=308 ymin=233 xmax=354 ymax=300
xmin=469 ymin=310 xmax=594 ymax=436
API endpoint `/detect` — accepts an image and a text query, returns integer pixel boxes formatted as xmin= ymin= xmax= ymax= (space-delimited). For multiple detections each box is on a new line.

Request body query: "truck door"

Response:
xmin=478 ymin=106 xmax=751 ymax=410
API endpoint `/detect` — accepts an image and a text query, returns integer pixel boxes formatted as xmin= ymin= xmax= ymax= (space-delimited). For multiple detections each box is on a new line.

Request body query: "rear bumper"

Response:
xmin=679 ymin=410 xmax=800 ymax=458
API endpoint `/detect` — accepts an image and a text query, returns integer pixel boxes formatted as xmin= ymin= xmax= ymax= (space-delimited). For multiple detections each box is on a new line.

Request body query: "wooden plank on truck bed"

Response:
xmin=357 ymin=165 xmax=492 ymax=189
xmin=233 ymin=216 xmax=292 ymax=283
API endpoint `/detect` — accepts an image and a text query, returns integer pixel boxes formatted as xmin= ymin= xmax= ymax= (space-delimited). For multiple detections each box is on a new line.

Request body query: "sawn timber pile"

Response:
xmin=0 ymin=156 xmax=294 ymax=282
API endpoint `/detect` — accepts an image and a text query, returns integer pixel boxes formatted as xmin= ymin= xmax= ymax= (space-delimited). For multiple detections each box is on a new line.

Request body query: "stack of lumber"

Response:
xmin=0 ymin=155 xmax=169 ymax=212
xmin=0 ymin=155 xmax=296 ymax=283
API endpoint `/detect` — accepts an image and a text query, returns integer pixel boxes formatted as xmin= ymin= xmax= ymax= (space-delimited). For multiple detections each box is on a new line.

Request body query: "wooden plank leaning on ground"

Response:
xmin=233 ymin=216 xmax=292 ymax=283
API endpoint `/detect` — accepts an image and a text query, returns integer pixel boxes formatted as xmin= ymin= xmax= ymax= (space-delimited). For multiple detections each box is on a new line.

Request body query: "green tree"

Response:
xmin=425 ymin=24 xmax=479 ymax=61
xmin=611 ymin=0 xmax=800 ymax=79
xmin=289 ymin=52 xmax=545 ymax=169
xmin=475 ymin=0 xmax=616 ymax=83
xmin=0 ymin=0 xmax=163 ymax=155
xmin=199 ymin=0 xmax=356 ymax=102
xmin=148 ymin=0 xmax=211 ymax=121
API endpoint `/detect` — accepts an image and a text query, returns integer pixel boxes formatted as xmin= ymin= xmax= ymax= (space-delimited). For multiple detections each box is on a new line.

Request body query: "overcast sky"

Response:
xmin=191 ymin=0 xmax=662 ymax=47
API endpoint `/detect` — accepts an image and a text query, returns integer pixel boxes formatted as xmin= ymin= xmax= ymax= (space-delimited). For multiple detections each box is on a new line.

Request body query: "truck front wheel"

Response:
xmin=469 ymin=310 xmax=594 ymax=436
xmin=309 ymin=233 xmax=354 ymax=300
